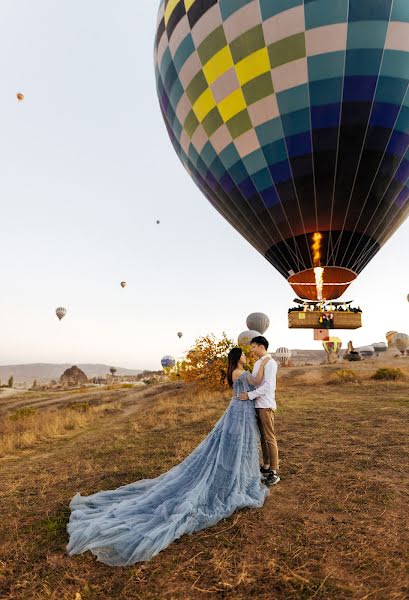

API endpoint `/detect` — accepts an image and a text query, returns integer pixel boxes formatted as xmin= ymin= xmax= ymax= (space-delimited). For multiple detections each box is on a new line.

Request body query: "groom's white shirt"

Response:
xmin=248 ymin=357 xmax=277 ymax=410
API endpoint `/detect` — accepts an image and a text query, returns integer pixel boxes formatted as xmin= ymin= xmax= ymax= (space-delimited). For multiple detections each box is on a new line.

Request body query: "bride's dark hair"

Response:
xmin=227 ymin=347 xmax=243 ymax=388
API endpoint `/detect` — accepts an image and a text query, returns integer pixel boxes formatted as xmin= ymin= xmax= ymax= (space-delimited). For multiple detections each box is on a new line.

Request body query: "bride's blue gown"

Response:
xmin=66 ymin=372 xmax=268 ymax=566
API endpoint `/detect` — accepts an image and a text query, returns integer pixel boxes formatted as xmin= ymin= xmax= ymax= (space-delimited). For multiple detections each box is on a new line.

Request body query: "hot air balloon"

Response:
xmin=407 ymin=294 xmax=409 ymax=303
xmin=246 ymin=313 xmax=270 ymax=335
xmin=386 ymin=331 xmax=398 ymax=347
xmin=393 ymin=332 xmax=409 ymax=354
xmin=323 ymin=337 xmax=342 ymax=355
xmin=110 ymin=367 xmax=117 ymax=376
xmin=120 ymin=281 xmax=127 ymax=288
xmin=275 ymin=347 xmax=292 ymax=365
xmin=238 ymin=330 xmax=260 ymax=346
xmin=357 ymin=345 xmax=375 ymax=358
xmin=55 ymin=307 xmax=67 ymax=321
xmin=16 ymin=93 xmax=24 ymax=102
xmin=156 ymin=220 xmax=160 ymax=225
xmin=155 ymin=1 xmax=409 ymax=302
xmin=161 ymin=355 xmax=176 ymax=369
xmin=372 ymin=342 xmax=388 ymax=356
xmin=177 ymin=331 xmax=183 ymax=339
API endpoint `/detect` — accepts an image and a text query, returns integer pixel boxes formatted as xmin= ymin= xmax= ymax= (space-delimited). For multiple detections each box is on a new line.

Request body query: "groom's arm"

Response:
xmin=243 ymin=361 xmax=277 ymax=400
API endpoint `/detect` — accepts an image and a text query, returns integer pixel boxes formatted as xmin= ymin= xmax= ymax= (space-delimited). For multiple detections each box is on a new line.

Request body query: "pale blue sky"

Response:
xmin=0 ymin=1 xmax=408 ymax=370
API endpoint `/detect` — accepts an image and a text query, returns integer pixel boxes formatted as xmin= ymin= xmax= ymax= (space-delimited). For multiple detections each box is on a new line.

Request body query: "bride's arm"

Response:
xmin=247 ymin=357 xmax=271 ymax=386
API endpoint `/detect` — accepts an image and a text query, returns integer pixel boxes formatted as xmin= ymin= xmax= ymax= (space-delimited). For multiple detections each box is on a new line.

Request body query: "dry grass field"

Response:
xmin=0 ymin=360 xmax=408 ymax=600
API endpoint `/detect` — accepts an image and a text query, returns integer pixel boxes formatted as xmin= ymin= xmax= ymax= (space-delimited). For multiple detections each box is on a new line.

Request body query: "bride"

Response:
xmin=66 ymin=348 xmax=271 ymax=566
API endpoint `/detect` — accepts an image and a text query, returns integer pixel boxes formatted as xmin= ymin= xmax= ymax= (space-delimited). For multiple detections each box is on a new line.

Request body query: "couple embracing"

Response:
xmin=67 ymin=336 xmax=280 ymax=566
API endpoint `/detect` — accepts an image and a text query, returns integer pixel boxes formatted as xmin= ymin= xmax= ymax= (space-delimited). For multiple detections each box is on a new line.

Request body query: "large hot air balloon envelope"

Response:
xmin=56 ymin=307 xmax=67 ymax=321
xmin=246 ymin=312 xmax=270 ymax=335
xmin=155 ymin=1 xmax=409 ymax=300
xmin=161 ymin=355 xmax=176 ymax=368
xmin=238 ymin=330 xmax=260 ymax=345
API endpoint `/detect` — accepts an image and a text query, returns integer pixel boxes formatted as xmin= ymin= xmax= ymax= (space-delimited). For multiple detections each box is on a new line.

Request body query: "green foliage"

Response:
xmin=372 ymin=368 xmax=404 ymax=381
xmin=9 ymin=406 xmax=37 ymax=420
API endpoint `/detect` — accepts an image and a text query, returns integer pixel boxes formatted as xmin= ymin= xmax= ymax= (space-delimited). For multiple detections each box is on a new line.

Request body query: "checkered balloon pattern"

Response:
xmin=155 ymin=0 xmax=409 ymax=285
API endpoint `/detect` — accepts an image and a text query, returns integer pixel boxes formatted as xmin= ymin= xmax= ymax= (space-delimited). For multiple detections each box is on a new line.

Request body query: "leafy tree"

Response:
xmin=169 ymin=333 xmax=256 ymax=390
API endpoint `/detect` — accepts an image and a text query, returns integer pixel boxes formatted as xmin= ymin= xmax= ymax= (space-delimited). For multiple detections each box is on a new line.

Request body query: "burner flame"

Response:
xmin=314 ymin=267 xmax=324 ymax=302
xmin=312 ymin=233 xmax=324 ymax=301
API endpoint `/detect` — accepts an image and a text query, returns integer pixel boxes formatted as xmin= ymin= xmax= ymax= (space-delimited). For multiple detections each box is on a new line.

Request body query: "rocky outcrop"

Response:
xmin=60 ymin=366 xmax=88 ymax=387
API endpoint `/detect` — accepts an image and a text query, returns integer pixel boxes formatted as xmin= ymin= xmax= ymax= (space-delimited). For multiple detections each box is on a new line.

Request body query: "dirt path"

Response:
xmin=0 ymin=380 xmax=408 ymax=599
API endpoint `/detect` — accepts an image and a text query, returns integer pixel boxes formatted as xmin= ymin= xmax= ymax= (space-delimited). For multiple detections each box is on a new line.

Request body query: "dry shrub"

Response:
xmin=336 ymin=369 xmax=359 ymax=383
xmin=168 ymin=333 xmax=256 ymax=390
xmin=0 ymin=401 xmax=121 ymax=456
xmin=372 ymin=367 xmax=404 ymax=381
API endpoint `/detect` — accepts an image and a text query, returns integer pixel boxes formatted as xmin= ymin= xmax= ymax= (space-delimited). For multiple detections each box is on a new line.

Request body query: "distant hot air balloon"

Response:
xmin=372 ymin=342 xmax=388 ymax=356
xmin=238 ymin=330 xmax=261 ymax=346
xmin=56 ymin=307 xmax=67 ymax=321
xmin=177 ymin=332 xmax=183 ymax=339
xmin=155 ymin=2 xmax=409 ymax=301
xmin=386 ymin=331 xmax=398 ymax=347
xmin=275 ymin=348 xmax=292 ymax=365
xmin=407 ymin=294 xmax=409 ymax=303
xmin=161 ymin=355 xmax=175 ymax=369
xmin=393 ymin=333 xmax=409 ymax=354
xmin=246 ymin=313 xmax=270 ymax=335
xmin=357 ymin=345 xmax=375 ymax=358
xmin=110 ymin=367 xmax=117 ymax=376
xmin=156 ymin=220 xmax=160 ymax=225
xmin=16 ymin=93 xmax=24 ymax=102
xmin=323 ymin=337 xmax=342 ymax=355
xmin=120 ymin=281 xmax=127 ymax=288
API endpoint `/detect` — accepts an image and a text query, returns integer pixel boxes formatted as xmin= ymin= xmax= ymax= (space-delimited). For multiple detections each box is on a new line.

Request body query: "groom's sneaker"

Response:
xmin=265 ymin=472 xmax=280 ymax=487
xmin=260 ymin=465 xmax=271 ymax=475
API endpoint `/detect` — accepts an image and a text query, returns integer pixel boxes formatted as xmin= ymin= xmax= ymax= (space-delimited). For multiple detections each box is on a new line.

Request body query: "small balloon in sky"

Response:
xmin=156 ymin=220 xmax=160 ymax=225
xmin=16 ymin=93 xmax=24 ymax=102
xmin=177 ymin=332 xmax=183 ymax=339
xmin=56 ymin=307 xmax=67 ymax=321
xmin=120 ymin=281 xmax=127 ymax=288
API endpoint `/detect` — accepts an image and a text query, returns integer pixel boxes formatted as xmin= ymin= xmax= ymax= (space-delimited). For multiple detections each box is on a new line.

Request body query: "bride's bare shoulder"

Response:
xmin=232 ymin=368 xmax=243 ymax=383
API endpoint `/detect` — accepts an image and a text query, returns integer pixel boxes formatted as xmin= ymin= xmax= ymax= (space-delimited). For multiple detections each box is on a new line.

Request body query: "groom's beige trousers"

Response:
xmin=256 ymin=408 xmax=279 ymax=472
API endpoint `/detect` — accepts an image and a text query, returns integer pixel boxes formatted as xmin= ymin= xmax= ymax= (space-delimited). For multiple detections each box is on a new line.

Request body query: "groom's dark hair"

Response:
xmin=251 ymin=336 xmax=269 ymax=350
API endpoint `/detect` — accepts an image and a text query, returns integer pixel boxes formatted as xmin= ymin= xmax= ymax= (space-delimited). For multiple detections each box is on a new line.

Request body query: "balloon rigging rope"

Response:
xmin=331 ymin=1 xmax=395 ymax=268
xmin=326 ymin=0 xmax=351 ymax=268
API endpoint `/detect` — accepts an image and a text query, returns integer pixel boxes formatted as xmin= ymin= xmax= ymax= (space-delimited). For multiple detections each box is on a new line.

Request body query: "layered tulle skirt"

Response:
xmin=66 ymin=397 xmax=268 ymax=566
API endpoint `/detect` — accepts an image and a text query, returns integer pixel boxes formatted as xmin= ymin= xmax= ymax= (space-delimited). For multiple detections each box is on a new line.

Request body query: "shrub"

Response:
xmin=8 ymin=376 xmax=14 ymax=388
xmin=372 ymin=368 xmax=404 ymax=381
xmin=9 ymin=406 xmax=37 ymax=420
xmin=335 ymin=369 xmax=359 ymax=383
xmin=169 ymin=333 xmax=256 ymax=390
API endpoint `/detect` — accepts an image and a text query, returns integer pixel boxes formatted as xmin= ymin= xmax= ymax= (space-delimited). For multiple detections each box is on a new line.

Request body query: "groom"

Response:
xmin=239 ymin=336 xmax=280 ymax=487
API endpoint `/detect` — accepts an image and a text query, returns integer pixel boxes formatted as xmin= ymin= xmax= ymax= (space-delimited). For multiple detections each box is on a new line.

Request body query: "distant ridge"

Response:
xmin=0 ymin=363 xmax=143 ymax=384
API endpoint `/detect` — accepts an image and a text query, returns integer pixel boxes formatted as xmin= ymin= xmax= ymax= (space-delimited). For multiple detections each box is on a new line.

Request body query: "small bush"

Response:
xmin=8 ymin=376 xmax=14 ymax=388
xmin=335 ymin=369 xmax=359 ymax=383
xmin=9 ymin=407 xmax=37 ymax=420
xmin=372 ymin=368 xmax=404 ymax=381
